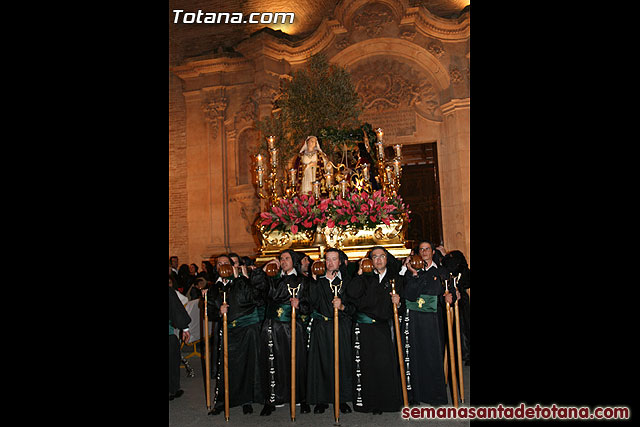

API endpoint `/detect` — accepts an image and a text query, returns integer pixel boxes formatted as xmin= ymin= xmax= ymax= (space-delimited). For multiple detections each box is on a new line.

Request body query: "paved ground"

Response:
xmin=169 ymin=341 xmax=470 ymax=427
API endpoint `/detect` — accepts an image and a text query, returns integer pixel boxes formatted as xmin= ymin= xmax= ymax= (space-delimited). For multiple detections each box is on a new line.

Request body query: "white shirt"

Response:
xmin=399 ymin=260 xmax=437 ymax=276
xmin=377 ymin=268 xmax=387 ymax=283
xmin=283 ymin=268 xmax=297 ymax=276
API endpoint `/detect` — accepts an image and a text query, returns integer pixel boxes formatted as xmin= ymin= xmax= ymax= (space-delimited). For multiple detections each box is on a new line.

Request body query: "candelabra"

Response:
xmin=374 ymin=128 xmax=403 ymax=197
xmin=255 ymin=136 xmax=281 ymax=207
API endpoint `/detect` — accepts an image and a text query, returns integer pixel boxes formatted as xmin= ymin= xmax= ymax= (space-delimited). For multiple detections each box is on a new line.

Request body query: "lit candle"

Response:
xmin=325 ymin=171 xmax=333 ymax=187
xmin=313 ymin=181 xmax=320 ymax=199
xmin=393 ymin=144 xmax=402 ymax=158
xmin=270 ymin=148 xmax=278 ymax=168
xmin=256 ymin=154 xmax=264 ymax=169
xmin=268 ymin=136 xmax=276 ymax=150
xmin=376 ymin=142 xmax=384 ymax=160
xmin=376 ymin=128 xmax=384 ymax=142
xmin=362 ymin=164 xmax=370 ymax=181
xmin=289 ymin=168 xmax=297 ymax=187
xmin=393 ymin=159 xmax=401 ymax=176
xmin=340 ymin=180 xmax=348 ymax=199
xmin=257 ymin=167 xmax=264 ymax=187
xmin=385 ymin=166 xmax=394 ymax=183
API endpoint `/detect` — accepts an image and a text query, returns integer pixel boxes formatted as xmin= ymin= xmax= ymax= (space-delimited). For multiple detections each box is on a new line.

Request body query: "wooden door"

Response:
xmin=398 ymin=142 xmax=444 ymax=248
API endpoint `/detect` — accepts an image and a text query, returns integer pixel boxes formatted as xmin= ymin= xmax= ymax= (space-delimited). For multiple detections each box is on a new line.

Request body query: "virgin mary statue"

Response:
xmin=294 ymin=136 xmax=329 ymax=194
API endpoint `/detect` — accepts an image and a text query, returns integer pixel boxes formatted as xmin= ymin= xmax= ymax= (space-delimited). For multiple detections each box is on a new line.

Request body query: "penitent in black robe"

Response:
xmin=400 ymin=264 xmax=451 ymax=406
xmin=305 ymin=272 xmax=354 ymax=406
xmin=346 ymin=270 xmax=403 ymax=413
xmin=169 ymin=287 xmax=191 ymax=394
xmin=254 ymin=269 xmax=310 ymax=406
xmin=209 ymin=276 xmax=264 ymax=410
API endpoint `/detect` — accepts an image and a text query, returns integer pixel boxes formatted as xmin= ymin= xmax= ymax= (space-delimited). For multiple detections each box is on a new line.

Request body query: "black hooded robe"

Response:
xmin=400 ymin=264 xmax=451 ymax=406
xmin=169 ymin=287 xmax=192 ymax=394
xmin=305 ymin=271 xmax=354 ymax=406
xmin=254 ymin=265 xmax=311 ymax=406
xmin=209 ymin=275 xmax=264 ymax=410
xmin=346 ymin=265 xmax=403 ymax=413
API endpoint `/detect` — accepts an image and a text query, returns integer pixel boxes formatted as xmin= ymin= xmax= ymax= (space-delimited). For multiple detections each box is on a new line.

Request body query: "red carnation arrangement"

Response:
xmin=259 ymin=190 xmax=410 ymax=233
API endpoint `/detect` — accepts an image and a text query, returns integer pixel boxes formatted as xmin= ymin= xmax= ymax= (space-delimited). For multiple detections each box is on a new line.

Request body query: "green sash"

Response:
xmin=266 ymin=303 xmax=293 ymax=322
xmin=354 ymin=312 xmax=377 ymax=324
xmin=228 ymin=308 xmax=261 ymax=329
xmin=405 ymin=294 xmax=438 ymax=313
xmin=311 ymin=310 xmax=331 ymax=322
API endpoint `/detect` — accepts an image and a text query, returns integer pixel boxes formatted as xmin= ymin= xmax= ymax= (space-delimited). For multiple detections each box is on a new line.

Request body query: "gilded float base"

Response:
xmin=256 ymin=219 xmax=411 ymax=265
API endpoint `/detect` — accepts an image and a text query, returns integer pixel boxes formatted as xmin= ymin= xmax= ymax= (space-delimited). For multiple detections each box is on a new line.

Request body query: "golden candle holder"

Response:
xmin=255 ymin=137 xmax=283 ymax=207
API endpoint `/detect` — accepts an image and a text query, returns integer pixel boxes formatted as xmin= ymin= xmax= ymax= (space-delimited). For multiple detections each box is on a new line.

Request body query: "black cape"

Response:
xmin=254 ymin=268 xmax=311 ymax=405
xmin=346 ymin=268 xmax=403 ymax=413
xmin=209 ymin=276 xmax=264 ymax=409
xmin=400 ymin=264 xmax=449 ymax=405
xmin=305 ymin=271 xmax=354 ymax=405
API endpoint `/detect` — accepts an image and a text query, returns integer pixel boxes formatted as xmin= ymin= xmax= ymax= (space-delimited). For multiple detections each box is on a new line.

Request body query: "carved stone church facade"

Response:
xmin=170 ymin=0 xmax=470 ymax=264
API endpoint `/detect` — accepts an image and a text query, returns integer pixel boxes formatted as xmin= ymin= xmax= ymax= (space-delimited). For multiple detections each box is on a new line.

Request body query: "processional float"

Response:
xmin=253 ymin=129 xmax=411 ymax=264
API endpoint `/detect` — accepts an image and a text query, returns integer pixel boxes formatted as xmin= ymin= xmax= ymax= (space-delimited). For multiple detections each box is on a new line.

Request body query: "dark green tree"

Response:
xmin=257 ymin=53 xmax=363 ymax=173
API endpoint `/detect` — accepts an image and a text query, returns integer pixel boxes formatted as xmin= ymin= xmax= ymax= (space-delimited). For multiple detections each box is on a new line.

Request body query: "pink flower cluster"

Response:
xmin=259 ymin=194 xmax=317 ymax=234
xmin=326 ymin=189 xmax=409 ymax=229
xmin=259 ymin=190 xmax=410 ymax=233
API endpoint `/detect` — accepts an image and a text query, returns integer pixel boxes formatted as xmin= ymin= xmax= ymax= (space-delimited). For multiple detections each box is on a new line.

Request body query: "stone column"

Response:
xmin=199 ymin=92 xmax=229 ymax=258
xmin=439 ymin=97 xmax=470 ymax=265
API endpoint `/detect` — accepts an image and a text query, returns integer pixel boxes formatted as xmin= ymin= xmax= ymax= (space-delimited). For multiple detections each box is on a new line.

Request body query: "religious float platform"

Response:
xmin=252 ymin=129 xmax=412 ymax=265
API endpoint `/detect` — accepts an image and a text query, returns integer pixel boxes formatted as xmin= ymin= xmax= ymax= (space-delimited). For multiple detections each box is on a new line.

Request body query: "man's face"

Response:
xmin=418 ymin=243 xmax=433 ymax=263
xmin=325 ymin=251 xmax=340 ymax=273
xmin=300 ymin=256 xmax=310 ymax=272
xmin=216 ymin=256 xmax=231 ymax=269
xmin=189 ymin=264 xmax=197 ymax=274
xmin=280 ymin=252 xmax=293 ymax=273
xmin=170 ymin=257 xmax=178 ymax=268
xmin=371 ymin=248 xmax=387 ymax=272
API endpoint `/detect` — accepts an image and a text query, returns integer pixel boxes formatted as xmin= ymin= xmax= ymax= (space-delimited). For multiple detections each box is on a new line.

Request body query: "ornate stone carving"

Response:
xmin=399 ymin=29 xmax=416 ymax=41
xmin=336 ymin=37 xmax=352 ymax=50
xmin=426 ymin=41 xmax=445 ymax=58
xmin=230 ymin=193 xmax=261 ymax=235
xmin=252 ymin=84 xmax=278 ymax=106
xmin=201 ymin=91 xmax=227 ymax=136
xmin=352 ymin=3 xmax=394 ymax=37
xmin=352 ymin=59 xmax=439 ymax=115
xmin=237 ymin=95 xmax=257 ymax=125
xmin=450 ymin=67 xmax=464 ymax=85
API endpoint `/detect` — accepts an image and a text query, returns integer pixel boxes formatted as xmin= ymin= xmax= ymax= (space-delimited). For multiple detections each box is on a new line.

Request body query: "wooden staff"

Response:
xmin=390 ymin=279 xmax=409 ymax=407
xmin=443 ymin=346 xmax=448 ymax=384
xmin=288 ymin=284 xmax=300 ymax=422
xmin=222 ymin=290 xmax=230 ymax=421
xmin=203 ymin=290 xmax=211 ymax=411
xmin=453 ymin=274 xmax=465 ymax=403
xmin=444 ymin=280 xmax=459 ymax=408
xmin=330 ymin=280 xmax=342 ymax=424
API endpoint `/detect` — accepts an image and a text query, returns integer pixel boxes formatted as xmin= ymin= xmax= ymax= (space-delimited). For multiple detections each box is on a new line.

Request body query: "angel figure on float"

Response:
xmin=293 ymin=136 xmax=330 ymax=195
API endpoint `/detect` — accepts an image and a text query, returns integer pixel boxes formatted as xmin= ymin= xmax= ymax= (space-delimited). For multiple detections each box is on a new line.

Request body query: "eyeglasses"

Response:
xmin=371 ymin=254 xmax=386 ymax=260
xmin=418 ymin=247 xmax=432 ymax=252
